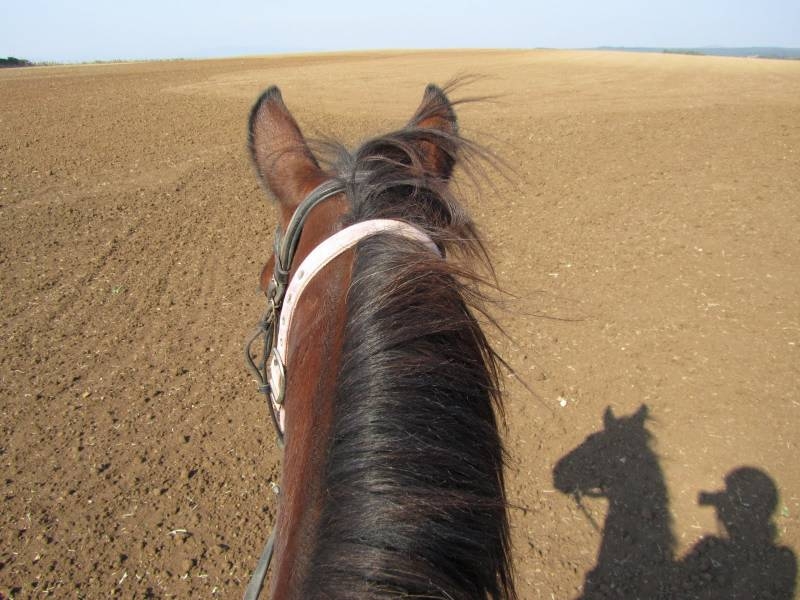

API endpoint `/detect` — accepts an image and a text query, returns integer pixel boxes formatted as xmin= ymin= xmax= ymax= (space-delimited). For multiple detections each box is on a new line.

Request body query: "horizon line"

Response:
xmin=3 ymin=45 xmax=800 ymax=67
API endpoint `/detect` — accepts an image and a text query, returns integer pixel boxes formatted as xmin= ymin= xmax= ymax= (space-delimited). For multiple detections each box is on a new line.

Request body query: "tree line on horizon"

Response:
xmin=1 ymin=57 xmax=34 ymax=68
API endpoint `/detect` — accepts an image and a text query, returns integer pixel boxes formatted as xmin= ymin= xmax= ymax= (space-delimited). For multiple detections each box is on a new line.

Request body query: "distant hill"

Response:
xmin=1 ymin=56 xmax=34 ymax=68
xmin=596 ymin=47 xmax=800 ymax=60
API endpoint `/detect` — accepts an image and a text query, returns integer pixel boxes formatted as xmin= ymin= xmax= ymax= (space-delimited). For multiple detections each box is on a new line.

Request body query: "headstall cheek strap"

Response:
xmin=244 ymin=179 xmax=347 ymax=448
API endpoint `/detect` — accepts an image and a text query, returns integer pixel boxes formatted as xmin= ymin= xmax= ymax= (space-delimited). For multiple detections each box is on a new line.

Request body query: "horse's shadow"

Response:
xmin=552 ymin=405 xmax=797 ymax=599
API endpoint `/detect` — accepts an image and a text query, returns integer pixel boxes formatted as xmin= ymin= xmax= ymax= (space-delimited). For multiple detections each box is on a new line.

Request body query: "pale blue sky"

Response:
xmin=1 ymin=0 xmax=798 ymax=63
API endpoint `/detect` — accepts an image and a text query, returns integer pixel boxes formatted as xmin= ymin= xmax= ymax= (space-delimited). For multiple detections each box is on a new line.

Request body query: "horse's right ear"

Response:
xmin=248 ymin=86 xmax=326 ymax=211
xmin=407 ymin=84 xmax=459 ymax=180
xmin=634 ymin=405 xmax=649 ymax=422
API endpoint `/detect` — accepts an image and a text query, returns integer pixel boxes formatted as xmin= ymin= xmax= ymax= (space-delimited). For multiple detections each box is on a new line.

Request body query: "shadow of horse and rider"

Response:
xmin=553 ymin=405 xmax=797 ymax=599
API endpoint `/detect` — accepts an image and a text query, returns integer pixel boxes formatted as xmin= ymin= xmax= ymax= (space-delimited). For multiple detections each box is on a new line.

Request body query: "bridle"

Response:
xmin=242 ymin=179 xmax=439 ymax=599
xmin=244 ymin=178 xmax=346 ymax=449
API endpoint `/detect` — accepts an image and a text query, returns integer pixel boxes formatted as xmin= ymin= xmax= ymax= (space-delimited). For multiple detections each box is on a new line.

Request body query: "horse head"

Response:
xmin=248 ymin=84 xmax=460 ymax=293
xmin=245 ymin=84 xmax=514 ymax=599
xmin=553 ymin=405 xmax=650 ymax=501
xmin=553 ymin=405 xmax=677 ymax=599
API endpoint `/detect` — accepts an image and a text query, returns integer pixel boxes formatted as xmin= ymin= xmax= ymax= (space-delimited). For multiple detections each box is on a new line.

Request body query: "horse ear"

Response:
xmin=603 ymin=407 xmax=616 ymax=429
xmin=407 ymin=84 xmax=458 ymax=180
xmin=634 ymin=405 xmax=649 ymax=423
xmin=248 ymin=86 xmax=326 ymax=209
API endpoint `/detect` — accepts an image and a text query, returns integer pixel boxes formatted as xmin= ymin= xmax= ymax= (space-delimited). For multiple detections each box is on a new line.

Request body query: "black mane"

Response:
xmin=301 ymin=90 xmax=515 ymax=599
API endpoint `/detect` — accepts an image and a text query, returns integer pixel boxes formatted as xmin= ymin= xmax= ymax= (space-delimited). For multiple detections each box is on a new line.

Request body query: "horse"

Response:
xmin=243 ymin=83 xmax=515 ymax=599
xmin=553 ymin=406 xmax=676 ymax=599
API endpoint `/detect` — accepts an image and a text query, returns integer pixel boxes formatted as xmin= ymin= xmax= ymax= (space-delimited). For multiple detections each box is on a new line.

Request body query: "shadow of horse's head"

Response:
xmin=552 ymin=404 xmax=677 ymax=595
xmin=553 ymin=405 xmax=650 ymax=499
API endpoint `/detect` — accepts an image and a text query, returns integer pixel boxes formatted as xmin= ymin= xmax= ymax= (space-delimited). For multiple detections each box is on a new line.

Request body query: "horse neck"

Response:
xmin=295 ymin=235 xmax=513 ymax=599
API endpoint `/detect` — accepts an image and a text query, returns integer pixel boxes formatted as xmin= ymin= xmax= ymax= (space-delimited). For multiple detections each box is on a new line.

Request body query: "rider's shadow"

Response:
xmin=681 ymin=467 xmax=797 ymax=599
xmin=552 ymin=405 xmax=797 ymax=599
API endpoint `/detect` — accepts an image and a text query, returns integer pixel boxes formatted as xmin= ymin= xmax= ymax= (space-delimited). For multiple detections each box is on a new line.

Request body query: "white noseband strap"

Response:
xmin=267 ymin=219 xmax=440 ymax=433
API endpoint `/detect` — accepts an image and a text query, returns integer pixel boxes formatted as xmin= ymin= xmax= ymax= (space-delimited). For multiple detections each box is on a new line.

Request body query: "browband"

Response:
xmin=267 ymin=218 xmax=441 ymax=433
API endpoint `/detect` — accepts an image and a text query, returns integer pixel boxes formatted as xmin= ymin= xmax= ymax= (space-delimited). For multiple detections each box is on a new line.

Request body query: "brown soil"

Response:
xmin=1 ymin=50 xmax=798 ymax=598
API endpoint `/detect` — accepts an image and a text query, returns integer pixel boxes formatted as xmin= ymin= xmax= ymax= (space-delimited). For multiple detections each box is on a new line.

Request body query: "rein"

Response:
xmin=242 ymin=179 xmax=439 ymax=600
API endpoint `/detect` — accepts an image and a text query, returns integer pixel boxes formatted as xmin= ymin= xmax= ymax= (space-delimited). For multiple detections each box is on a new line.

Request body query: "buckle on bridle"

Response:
xmin=267 ymin=348 xmax=286 ymax=406
xmin=263 ymin=280 xmax=286 ymax=406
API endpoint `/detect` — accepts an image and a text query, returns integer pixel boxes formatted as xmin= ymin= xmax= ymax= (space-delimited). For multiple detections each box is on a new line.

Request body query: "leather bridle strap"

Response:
xmin=244 ymin=179 xmax=347 ymax=449
xmin=271 ymin=179 xmax=348 ymax=306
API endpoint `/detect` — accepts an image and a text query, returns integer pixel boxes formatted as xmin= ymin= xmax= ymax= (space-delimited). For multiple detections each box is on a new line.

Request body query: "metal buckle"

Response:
xmin=266 ymin=277 xmax=277 ymax=299
xmin=267 ymin=348 xmax=286 ymax=406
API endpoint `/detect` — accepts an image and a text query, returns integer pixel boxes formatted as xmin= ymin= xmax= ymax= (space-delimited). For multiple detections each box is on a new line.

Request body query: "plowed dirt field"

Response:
xmin=2 ymin=50 xmax=799 ymax=598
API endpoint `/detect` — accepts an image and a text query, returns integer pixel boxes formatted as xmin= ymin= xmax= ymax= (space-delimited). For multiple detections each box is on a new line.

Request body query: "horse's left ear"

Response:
xmin=408 ymin=84 xmax=458 ymax=180
xmin=248 ymin=86 xmax=327 ymax=212
xmin=634 ymin=405 xmax=649 ymax=423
